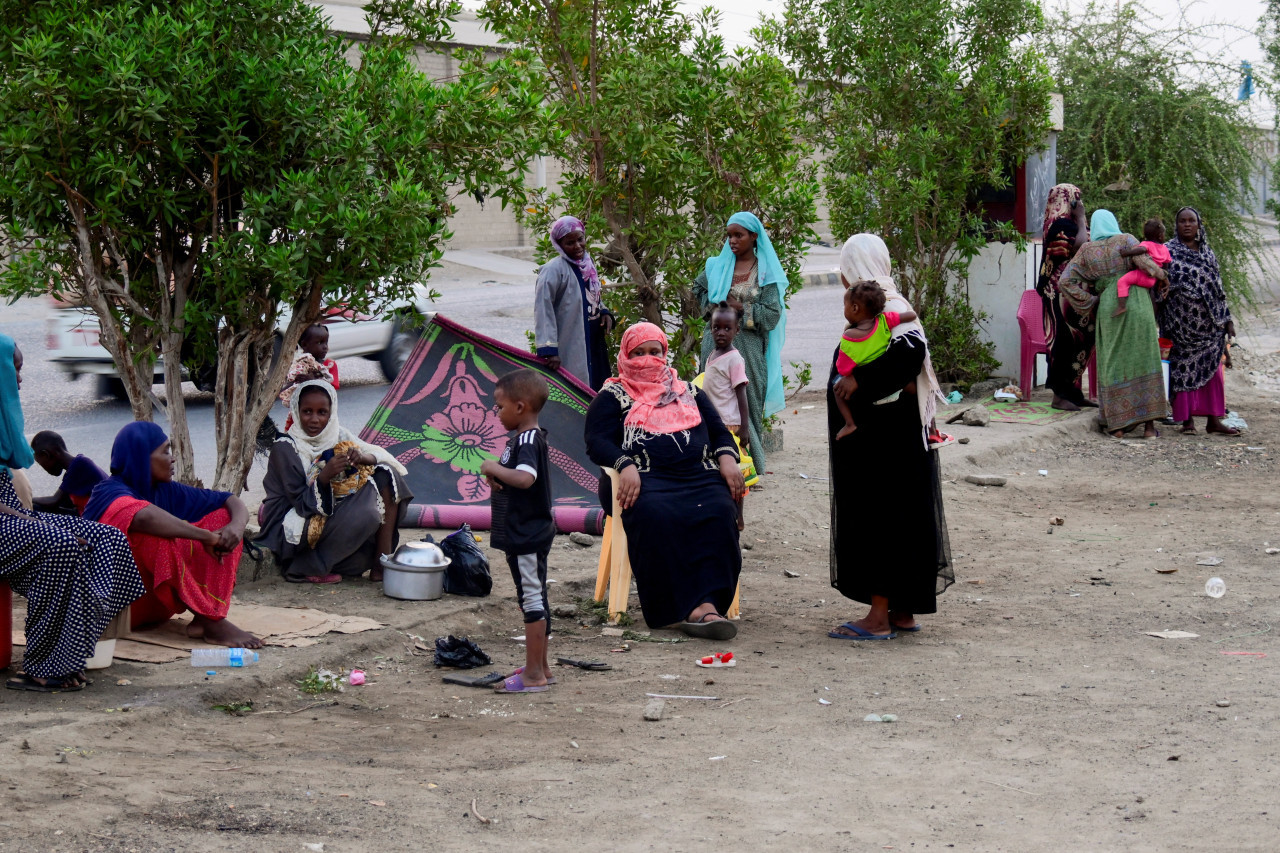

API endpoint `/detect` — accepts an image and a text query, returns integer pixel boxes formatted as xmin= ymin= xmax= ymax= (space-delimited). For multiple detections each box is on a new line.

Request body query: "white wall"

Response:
xmin=960 ymin=241 xmax=1039 ymax=380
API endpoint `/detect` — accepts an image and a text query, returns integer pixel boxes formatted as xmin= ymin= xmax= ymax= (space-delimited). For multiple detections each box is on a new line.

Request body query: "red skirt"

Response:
xmin=1170 ymin=367 xmax=1226 ymax=421
xmin=98 ymin=497 xmax=242 ymax=626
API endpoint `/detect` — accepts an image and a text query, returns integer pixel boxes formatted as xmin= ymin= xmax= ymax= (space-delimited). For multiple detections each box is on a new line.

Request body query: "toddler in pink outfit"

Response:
xmin=1113 ymin=218 xmax=1170 ymax=316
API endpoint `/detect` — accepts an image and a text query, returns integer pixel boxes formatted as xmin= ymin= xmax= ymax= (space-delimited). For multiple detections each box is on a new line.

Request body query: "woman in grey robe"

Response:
xmin=258 ymin=380 xmax=412 ymax=583
xmin=534 ymin=215 xmax=613 ymax=391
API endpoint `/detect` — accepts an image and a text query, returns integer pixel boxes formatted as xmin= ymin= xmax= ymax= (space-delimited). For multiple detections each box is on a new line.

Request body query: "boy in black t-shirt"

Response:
xmin=481 ymin=369 xmax=556 ymax=693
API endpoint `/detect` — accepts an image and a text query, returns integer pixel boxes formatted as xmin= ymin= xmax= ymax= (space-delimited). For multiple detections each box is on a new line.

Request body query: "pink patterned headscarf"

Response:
xmin=607 ymin=322 xmax=702 ymax=434
xmin=550 ymin=215 xmax=602 ymax=314
xmin=1042 ymin=184 xmax=1082 ymax=239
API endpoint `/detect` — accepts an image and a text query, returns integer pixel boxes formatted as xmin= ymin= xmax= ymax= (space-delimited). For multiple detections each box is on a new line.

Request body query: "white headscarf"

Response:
xmin=839 ymin=234 xmax=945 ymax=448
xmin=285 ymin=379 xmax=406 ymax=474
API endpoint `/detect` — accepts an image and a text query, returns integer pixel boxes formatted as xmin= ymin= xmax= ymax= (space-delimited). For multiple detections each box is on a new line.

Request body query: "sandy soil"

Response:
xmin=4 ymin=316 xmax=1280 ymax=852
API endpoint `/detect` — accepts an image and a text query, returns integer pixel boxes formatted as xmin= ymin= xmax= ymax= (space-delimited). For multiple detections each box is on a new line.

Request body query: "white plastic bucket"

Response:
xmin=85 ymin=638 xmax=116 ymax=670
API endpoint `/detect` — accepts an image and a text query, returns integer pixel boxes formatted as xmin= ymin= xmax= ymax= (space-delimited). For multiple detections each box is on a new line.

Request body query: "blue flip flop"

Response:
xmin=827 ymin=622 xmax=896 ymax=641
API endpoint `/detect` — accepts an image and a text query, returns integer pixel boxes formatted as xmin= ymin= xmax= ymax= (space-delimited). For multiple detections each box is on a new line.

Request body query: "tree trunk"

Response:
xmin=155 ymin=249 xmax=198 ymax=487
xmin=209 ymin=288 xmax=323 ymax=493
xmin=65 ymin=200 xmax=155 ymax=422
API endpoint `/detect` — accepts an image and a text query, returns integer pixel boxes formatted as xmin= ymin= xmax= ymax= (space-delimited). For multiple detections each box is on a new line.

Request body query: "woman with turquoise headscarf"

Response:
xmin=693 ymin=212 xmax=788 ymax=472
xmin=1058 ymin=210 xmax=1170 ymax=437
xmin=0 ymin=334 xmax=144 ymax=692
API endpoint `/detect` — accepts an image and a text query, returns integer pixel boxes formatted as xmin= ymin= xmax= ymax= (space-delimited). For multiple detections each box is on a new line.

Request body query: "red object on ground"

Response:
xmin=0 ymin=581 xmax=12 ymax=671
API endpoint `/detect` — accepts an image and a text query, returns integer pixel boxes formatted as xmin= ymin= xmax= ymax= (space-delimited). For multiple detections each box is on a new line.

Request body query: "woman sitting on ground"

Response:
xmin=83 ymin=422 xmax=260 ymax=648
xmin=584 ymin=322 xmax=745 ymax=640
xmin=1 ymin=334 xmax=144 ymax=691
xmin=258 ymin=380 xmax=413 ymax=584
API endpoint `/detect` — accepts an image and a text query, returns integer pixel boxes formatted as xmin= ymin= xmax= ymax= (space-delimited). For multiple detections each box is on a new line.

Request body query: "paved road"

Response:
xmin=2 ymin=276 xmax=844 ymax=499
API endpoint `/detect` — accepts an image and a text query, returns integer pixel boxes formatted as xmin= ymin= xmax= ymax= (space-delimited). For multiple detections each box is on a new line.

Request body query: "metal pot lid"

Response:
xmin=388 ymin=541 xmax=450 ymax=568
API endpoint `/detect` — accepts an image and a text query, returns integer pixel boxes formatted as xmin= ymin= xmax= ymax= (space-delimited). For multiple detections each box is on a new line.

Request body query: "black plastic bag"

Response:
xmin=439 ymin=524 xmax=492 ymax=597
xmin=433 ymin=635 xmax=492 ymax=669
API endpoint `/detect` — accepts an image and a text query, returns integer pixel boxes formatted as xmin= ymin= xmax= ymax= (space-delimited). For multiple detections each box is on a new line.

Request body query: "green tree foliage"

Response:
xmin=761 ymin=0 xmax=1052 ymax=383
xmin=0 ymin=0 xmax=553 ymax=489
xmin=480 ymin=0 xmax=818 ymax=371
xmin=1047 ymin=2 xmax=1263 ymax=305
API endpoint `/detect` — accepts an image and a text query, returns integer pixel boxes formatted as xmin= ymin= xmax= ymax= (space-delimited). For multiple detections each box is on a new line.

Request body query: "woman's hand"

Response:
xmin=317 ymin=453 xmax=348 ymax=485
xmin=719 ymin=455 xmax=745 ymax=500
xmin=545 ymin=355 xmax=562 ymax=371
xmin=210 ymin=525 xmax=241 ymax=556
xmin=1226 ymin=320 xmax=1236 ymax=339
xmin=833 ymin=373 xmax=858 ymax=401
xmin=348 ymin=448 xmax=373 ymax=467
xmin=616 ymin=465 xmax=641 ymax=510
xmin=198 ymin=528 xmax=224 ymax=559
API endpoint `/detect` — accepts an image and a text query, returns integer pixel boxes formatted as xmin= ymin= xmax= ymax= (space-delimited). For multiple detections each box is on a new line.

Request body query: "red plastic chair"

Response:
xmin=1017 ymin=289 xmax=1096 ymax=402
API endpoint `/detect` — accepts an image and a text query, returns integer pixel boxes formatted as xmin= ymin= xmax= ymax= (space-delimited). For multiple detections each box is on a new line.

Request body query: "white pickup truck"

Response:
xmin=45 ymin=296 xmax=431 ymax=397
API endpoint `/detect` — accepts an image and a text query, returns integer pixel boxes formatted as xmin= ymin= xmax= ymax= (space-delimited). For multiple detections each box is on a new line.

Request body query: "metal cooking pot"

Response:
xmin=380 ymin=541 xmax=450 ymax=601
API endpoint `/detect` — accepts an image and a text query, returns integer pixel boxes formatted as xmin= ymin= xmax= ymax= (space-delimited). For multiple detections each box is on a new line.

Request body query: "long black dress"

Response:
xmin=828 ymin=334 xmax=953 ymax=613
xmin=584 ymin=383 xmax=741 ymax=628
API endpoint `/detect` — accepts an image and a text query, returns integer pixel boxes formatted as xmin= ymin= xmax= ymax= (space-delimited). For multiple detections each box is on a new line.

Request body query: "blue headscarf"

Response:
xmin=704 ymin=211 xmax=789 ymax=416
xmin=1090 ymin=210 xmax=1122 ymax=241
xmin=0 ymin=334 xmax=35 ymax=471
xmin=83 ymin=421 xmax=230 ymax=524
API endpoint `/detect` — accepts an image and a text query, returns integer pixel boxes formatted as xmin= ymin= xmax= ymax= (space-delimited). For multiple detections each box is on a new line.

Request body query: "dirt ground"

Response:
xmin=4 ymin=311 xmax=1280 ymax=852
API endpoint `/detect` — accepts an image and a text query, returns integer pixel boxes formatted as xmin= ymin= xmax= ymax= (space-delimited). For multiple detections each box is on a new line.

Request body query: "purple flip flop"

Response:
xmin=493 ymin=673 xmax=549 ymax=693
xmin=510 ymin=666 xmax=557 ymax=685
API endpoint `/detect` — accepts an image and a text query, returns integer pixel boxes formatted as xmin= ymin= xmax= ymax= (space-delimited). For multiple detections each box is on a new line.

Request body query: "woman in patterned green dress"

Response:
xmin=693 ymin=212 xmax=787 ymax=472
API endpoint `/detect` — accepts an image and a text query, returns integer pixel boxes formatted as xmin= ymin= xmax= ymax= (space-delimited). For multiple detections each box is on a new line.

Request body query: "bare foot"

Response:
xmin=835 ymin=423 xmax=857 ymax=440
xmin=1111 ymin=306 xmax=1127 ymax=317
xmin=1051 ymin=396 xmax=1081 ymax=412
xmin=686 ymin=602 xmax=725 ymax=624
xmin=1143 ymin=423 xmax=1159 ymax=438
xmin=830 ymin=616 xmax=892 ymax=638
xmin=889 ymin=610 xmax=920 ymax=631
xmin=369 ymin=568 xmax=384 ymax=582
xmin=192 ymin=614 xmax=263 ymax=649
xmin=1206 ymin=416 xmax=1240 ymax=436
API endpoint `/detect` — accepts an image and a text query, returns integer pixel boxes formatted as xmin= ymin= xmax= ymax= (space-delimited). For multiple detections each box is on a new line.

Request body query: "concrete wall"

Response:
xmin=961 ymin=241 xmax=1038 ymax=380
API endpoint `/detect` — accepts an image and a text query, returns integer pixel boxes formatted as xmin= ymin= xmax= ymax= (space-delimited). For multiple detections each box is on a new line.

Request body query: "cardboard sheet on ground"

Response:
xmin=12 ymin=601 xmax=384 ymax=663
xmin=359 ymin=314 xmax=606 ymax=534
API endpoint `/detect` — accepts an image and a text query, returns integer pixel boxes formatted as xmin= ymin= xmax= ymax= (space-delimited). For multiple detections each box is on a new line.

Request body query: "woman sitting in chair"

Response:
xmin=584 ymin=322 xmax=745 ymax=640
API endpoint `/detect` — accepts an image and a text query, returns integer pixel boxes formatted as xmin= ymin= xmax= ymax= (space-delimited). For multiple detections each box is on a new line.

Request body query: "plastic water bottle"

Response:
xmin=1205 ymin=577 xmax=1226 ymax=599
xmin=190 ymin=648 xmax=260 ymax=667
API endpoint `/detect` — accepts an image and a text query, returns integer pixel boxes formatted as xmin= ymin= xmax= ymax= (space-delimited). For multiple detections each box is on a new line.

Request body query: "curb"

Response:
xmin=801 ymin=270 xmax=842 ymax=288
xmin=942 ymin=405 xmax=1101 ymax=474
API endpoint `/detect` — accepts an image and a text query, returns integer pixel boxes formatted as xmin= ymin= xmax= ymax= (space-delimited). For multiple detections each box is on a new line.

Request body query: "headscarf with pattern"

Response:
xmin=607 ymin=322 xmax=702 ymax=434
xmin=550 ymin=215 xmax=602 ymax=316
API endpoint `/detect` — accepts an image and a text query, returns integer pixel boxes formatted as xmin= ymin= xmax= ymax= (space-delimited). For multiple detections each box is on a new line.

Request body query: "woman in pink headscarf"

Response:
xmin=584 ymin=322 xmax=745 ymax=639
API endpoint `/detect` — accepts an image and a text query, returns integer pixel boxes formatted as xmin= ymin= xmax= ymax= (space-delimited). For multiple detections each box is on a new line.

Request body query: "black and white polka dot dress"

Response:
xmin=0 ymin=468 xmax=144 ymax=678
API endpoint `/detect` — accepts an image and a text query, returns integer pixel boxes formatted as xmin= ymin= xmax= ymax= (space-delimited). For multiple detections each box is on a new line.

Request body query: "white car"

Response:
xmin=45 ymin=295 xmax=432 ymax=397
